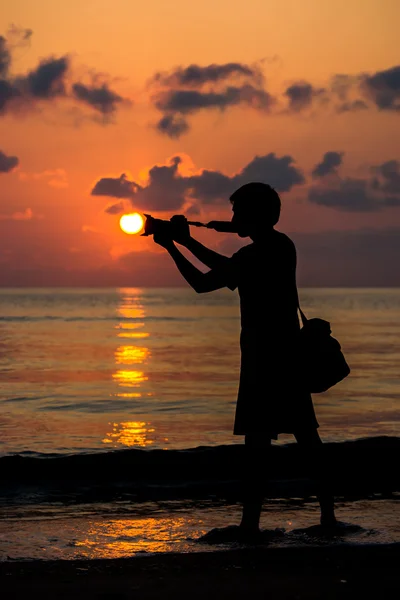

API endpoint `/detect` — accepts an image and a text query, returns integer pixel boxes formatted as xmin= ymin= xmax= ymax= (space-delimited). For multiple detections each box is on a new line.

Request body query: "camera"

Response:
xmin=141 ymin=214 xmax=190 ymax=237
xmin=141 ymin=213 xmax=237 ymax=237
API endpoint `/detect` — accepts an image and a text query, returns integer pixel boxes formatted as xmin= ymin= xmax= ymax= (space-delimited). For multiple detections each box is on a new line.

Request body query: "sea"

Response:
xmin=0 ymin=287 xmax=399 ymax=560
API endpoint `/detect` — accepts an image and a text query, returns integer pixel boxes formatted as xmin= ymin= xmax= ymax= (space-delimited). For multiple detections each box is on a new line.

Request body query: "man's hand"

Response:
xmin=153 ymin=232 xmax=175 ymax=250
xmin=170 ymin=215 xmax=191 ymax=246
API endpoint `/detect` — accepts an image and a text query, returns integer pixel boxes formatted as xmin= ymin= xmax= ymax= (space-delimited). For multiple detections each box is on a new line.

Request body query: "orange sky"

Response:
xmin=0 ymin=0 xmax=399 ymax=286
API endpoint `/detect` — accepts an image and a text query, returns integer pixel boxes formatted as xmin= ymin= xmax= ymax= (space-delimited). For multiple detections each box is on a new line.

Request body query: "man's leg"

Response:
xmin=240 ymin=433 xmax=272 ymax=532
xmin=294 ymin=429 xmax=337 ymax=526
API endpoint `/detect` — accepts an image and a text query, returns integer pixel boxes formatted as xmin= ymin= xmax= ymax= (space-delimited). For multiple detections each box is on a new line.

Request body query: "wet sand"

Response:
xmin=2 ymin=543 xmax=399 ymax=600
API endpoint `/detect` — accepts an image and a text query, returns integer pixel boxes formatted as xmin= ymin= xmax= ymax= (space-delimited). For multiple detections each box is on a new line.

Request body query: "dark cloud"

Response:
xmin=24 ymin=56 xmax=68 ymax=98
xmin=0 ymin=29 xmax=69 ymax=113
xmin=94 ymin=152 xmax=305 ymax=213
xmin=234 ymin=153 xmax=305 ymax=192
xmin=309 ymin=178 xmax=377 ymax=211
xmin=336 ymin=99 xmax=368 ymax=113
xmin=0 ymin=35 xmax=11 ymax=77
xmin=154 ymin=85 xmax=274 ymax=115
xmin=361 ymin=65 xmax=400 ymax=111
xmin=285 ymin=65 xmax=400 ymax=115
xmin=133 ymin=156 xmax=188 ymax=211
xmin=330 ymin=74 xmax=356 ymax=101
xmin=309 ymin=157 xmax=400 ymax=211
xmin=72 ymin=82 xmax=125 ymax=115
xmin=0 ymin=79 xmax=16 ymax=113
xmin=293 ymin=228 xmax=400 ymax=287
xmin=91 ymin=173 xmax=142 ymax=199
xmin=149 ymin=61 xmax=275 ymax=138
xmin=312 ymin=151 xmax=344 ymax=178
xmin=330 ymin=66 xmax=400 ymax=113
xmin=0 ymin=55 xmax=69 ymax=113
xmin=105 ymin=202 xmax=125 ymax=214
xmin=371 ymin=160 xmax=400 ymax=195
xmin=147 ymin=60 xmax=400 ymax=136
xmin=0 ymin=149 xmax=18 ymax=172
xmin=151 ymin=62 xmax=261 ymax=87
xmin=284 ymin=81 xmax=326 ymax=112
xmin=156 ymin=114 xmax=189 ymax=138
xmin=0 ymin=26 xmax=129 ymax=121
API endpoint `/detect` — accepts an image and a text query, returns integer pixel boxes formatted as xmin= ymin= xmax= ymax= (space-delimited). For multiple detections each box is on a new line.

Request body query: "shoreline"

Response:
xmin=2 ymin=543 xmax=399 ymax=599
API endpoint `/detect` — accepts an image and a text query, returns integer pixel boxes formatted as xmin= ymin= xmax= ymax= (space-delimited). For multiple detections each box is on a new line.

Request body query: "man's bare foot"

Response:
xmin=320 ymin=515 xmax=338 ymax=528
xmin=197 ymin=525 xmax=262 ymax=544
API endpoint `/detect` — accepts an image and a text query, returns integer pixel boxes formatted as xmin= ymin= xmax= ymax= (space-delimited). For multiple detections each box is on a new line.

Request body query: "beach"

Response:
xmin=2 ymin=543 xmax=399 ymax=599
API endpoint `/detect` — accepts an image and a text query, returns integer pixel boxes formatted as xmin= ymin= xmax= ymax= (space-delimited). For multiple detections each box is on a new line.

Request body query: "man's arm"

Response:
xmin=181 ymin=236 xmax=229 ymax=269
xmin=169 ymin=216 xmax=229 ymax=269
xmin=155 ymin=235 xmax=229 ymax=293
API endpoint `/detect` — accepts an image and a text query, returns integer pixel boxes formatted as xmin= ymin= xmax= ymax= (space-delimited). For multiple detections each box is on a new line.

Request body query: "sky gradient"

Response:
xmin=1 ymin=0 xmax=400 ymax=286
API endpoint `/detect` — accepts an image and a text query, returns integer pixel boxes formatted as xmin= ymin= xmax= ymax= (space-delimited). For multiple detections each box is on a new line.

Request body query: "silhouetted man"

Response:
xmin=153 ymin=182 xmax=337 ymax=537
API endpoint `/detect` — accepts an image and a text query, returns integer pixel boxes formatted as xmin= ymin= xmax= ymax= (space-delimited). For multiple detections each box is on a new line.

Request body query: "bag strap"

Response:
xmin=295 ymin=286 xmax=308 ymax=327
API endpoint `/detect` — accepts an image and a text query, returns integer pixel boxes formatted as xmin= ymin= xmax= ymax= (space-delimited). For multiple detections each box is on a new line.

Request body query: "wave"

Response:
xmin=1 ymin=436 xmax=399 ymax=505
xmin=0 ymin=315 xmax=237 ymax=323
xmin=0 ymin=315 xmax=193 ymax=323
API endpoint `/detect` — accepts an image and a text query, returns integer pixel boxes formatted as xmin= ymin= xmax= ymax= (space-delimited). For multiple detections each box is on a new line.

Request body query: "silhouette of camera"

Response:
xmin=141 ymin=213 xmax=237 ymax=237
xmin=141 ymin=214 xmax=190 ymax=237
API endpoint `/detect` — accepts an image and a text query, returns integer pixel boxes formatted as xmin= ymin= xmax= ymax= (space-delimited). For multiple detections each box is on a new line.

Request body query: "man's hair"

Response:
xmin=229 ymin=182 xmax=281 ymax=226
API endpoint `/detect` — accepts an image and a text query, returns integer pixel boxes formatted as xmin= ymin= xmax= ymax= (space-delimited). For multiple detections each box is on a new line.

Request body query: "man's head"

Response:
xmin=229 ymin=182 xmax=281 ymax=238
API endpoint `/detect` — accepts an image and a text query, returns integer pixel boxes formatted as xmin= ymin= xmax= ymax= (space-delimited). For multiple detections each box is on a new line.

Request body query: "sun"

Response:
xmin=119 ymin=213 xmax=144 ymax=235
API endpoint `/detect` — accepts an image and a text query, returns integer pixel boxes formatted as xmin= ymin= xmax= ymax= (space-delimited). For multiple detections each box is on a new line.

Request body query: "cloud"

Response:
xmin=134 ymin=156 xmax=188 ymax=210
xmin=95 ymin=152 xmax=400 ymax=215
xmin=0 ymin=26 xmax=129 ymax=121
xmin=72 ymin=82 xmax=127 ymax=116
xmin=312 ymin=151 xmax=344 ymax=178
xmin=336 ymin=99 xmax=368 ymax=113
xmin=151 ymin=62 xmax=262 ymax=87
xmin=156 ymin=114 xmax=189 ymax=138
xmin=361 ymin=65 xmax=400 ymax=112
xmin=0 ymin=35 xmax=11 ymax=78
xmin=284 ymin=81 xmax=327 ymax=112
xmin=147 ymin=60 xmax=400 ymax=137
xmin=283 ymin=66 xmax=400 ymax=114
xmin=92 ymin=152 xmax=305 ymax=213
xmin=0 ymin=149 xmax=18 ymax=172
xmin=149 ymin=61 xmax=275 ymax=137
xmin=91 ymin=173 xmax=142 ymax=199
xmin=293 ymin=228 xmax=400 ymax=287
xmin=105 ymin=202 xmax=125 ymax=214
xmin=155 ymin=85 xmax=274 ymax=115
xmin=23 ymin=56 xmax=69 ymax=98
xmin=370 ymin=160 xmax=400 ymax=194
xmin=309 ymin=178 xmax=380 ymax=211
xmin=330 ymin=66 xmax=400 ymax=113
xmin=308 ymin=155 xmax=400 ymax=211
xmin=234 ymin=153 xmax=305 ymax=192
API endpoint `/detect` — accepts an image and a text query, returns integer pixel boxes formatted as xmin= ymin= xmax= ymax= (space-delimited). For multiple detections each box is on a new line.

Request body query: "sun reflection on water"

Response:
xmin=115 ymin=321 xmax=150 ymax=339
xmin=71 ymin=516 xmax=206 ymax=558
xmin=115 ymin=345 xmax=150 ymax=364
xmin=112 ymin=289 xmax=151 ymax=398
xmin=112 ymin=369 xmax=148 ymax=386
xmin=103 ymin=420 xmax=155 ymax=447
